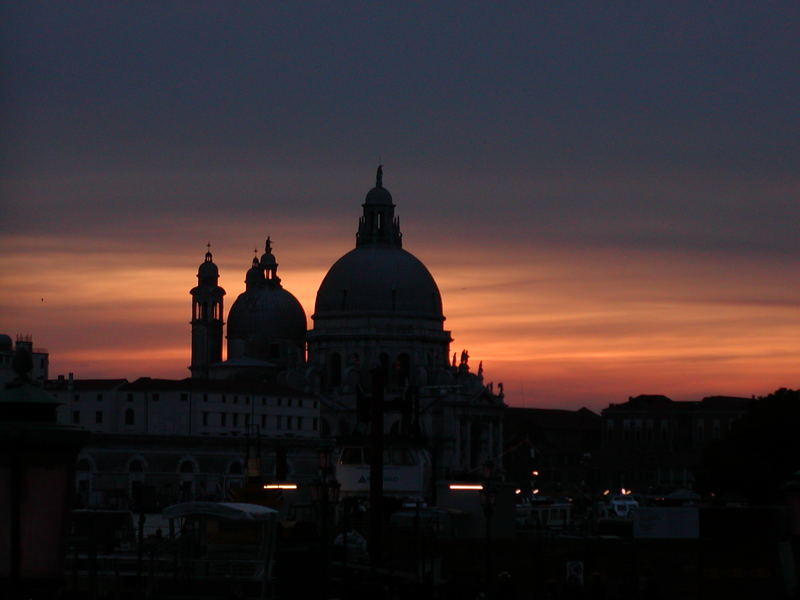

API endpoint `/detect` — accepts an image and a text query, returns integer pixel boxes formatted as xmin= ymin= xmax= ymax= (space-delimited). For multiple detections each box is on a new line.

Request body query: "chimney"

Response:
xmin=68 ymin=372 xmax=74 ymax=392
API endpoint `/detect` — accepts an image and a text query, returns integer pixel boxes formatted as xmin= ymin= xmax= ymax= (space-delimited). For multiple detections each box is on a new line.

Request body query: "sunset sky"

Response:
xmin=2 ymin=3 xmax=799 ymax=411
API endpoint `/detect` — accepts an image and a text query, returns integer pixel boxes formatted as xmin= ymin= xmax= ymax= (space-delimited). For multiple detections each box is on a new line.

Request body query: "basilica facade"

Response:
xmin=192 ymin=166 xmax=506 ymax=482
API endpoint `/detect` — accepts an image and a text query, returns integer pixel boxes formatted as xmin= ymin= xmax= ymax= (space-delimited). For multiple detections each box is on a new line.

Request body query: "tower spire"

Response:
xmin=191 ymin=246 xmax=225 ymax=378
xmin=376 ymin=164 xmax=383 ymax=188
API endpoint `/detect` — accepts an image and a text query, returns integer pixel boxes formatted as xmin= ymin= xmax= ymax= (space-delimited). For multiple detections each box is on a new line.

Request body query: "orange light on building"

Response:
xmin=449 ymin=484 xmax=484 ymax=491
xmin=263 ymin=483 xmax=298 ymax=490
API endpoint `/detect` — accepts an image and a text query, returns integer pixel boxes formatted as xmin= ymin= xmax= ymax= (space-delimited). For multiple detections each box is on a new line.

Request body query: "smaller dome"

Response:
xmin=197 ymin=250 xmax=219 ymax=284
xmin=227 ymin=286 xmax=307 ymax=351
xmin=0 ymin=334 xmax=12 ymax=351
xmin=364 ymin=164 xmax=392 ymax=205
xmin=260 ymin=236 xmax=277 ymax=268
xmin=364 ymin=185 xmax=392 ymax=205
xmin=245 ymin=258 xmax=264 ymax=289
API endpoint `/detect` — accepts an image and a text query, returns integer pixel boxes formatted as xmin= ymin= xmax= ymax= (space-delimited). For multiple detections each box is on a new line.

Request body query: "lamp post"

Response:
xmin=479 ymin=461 xmax=497 ymax=598
xmin=0 ymin=348 xmax=89 ymax=599
xmin=581 ymin=452 xmax=594 ymax=536
xmin=310 ymin=451 xmax=340 ymax=599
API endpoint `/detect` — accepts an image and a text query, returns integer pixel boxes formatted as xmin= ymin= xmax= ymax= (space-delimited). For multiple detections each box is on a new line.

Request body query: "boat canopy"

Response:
xmin=163 ymin=502 xmax=278 ymax=521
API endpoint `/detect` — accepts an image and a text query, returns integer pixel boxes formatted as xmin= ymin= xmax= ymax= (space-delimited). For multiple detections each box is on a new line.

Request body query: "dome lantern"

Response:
xmin=356 ymin=165 xmax=402 ymax=248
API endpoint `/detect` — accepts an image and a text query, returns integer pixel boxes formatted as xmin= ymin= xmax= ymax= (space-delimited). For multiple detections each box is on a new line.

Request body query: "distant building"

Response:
xmin=599 ymin=394 xmax=750 ymax=491
xmin=503 ymin=407 xmax=601 ymax=496
xmin=0 ymin=334 xmax=48 ymax=385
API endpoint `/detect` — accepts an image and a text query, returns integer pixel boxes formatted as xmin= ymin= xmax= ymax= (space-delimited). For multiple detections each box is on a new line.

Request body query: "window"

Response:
xmin=287 ymin=416 xmax=293 ymax=430
xmin=202 ymin=412 xmax=209 ymax=426
xmin=73 ymin=394 xmax=80 ymax=402
xmin=97 ymin=394 xmax=103 ymax=401
xmin=313 ymin=417 xmax=318 ymax=431
xmin=127 ymin=393 xmax=133 ymax=402
xmin=245 ymin=397 xmax=250 ymax=405
xmin=261 ymin=415 xmax=266 ymax=427
xmin=261 ymin=397 xmax=266 ymax=406
xmin=152 ymin=393 xmax=160 ymax=401
xmin=297 ymin=417 xmax=303 ymax=430
xmin=125 ymin=408 xmax=135 ymax=425
xmin=245 ymin=415 xmax=250 ymax=427
xmin=277 ymin=398 xmax=282 ymax=407
xmin=314 ymin=401 xmax=318 ymax=409
xmin=222 ymin=395 xmax=227 ymax=403
xmin=180 ymin=393 xmax=188 ymax=401
xmin=288 ymin=398 xmax=292 ymax=408
xmin=233 ymin=414 xmax=239 ymax=427
xmin=221 ymin=413 xmax=227 ymax=426
xmin=95 ymin=411 xmax=103 ymax=424
xmin=233 ymin=396 xmax=238 ymax=404
xmin=276 ymin=415 xmax=283 ymax=430
xmin=203 ymin=394 xmax=208 ymax=402
xmin=72 ymin=411 xmax=80 ymax=424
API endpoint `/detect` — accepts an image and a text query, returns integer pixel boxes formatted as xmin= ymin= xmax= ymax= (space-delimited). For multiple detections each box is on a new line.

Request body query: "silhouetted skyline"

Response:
xmin=2 ymin=3 xmax=799 ymax=409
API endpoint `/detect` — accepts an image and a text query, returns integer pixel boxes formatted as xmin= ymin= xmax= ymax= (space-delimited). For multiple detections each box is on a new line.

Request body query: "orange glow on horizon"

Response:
xmin=2 ymin=229 xmax=799 ymax=411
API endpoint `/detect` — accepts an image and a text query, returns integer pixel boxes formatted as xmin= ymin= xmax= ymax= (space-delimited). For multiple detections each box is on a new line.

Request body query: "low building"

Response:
xmin=599 ymin=394 xmax=750 ymax=492
xmin=48 ymin=376 xmax=322 ymax=510
xmin=503 ymin=406 xmax=601 ymax=497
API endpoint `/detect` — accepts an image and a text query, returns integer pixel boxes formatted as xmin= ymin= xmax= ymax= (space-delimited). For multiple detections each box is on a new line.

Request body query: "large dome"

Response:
xmin=314 ymin=246 xmax=443 ymax=320
xmin=228 ymin=286 xmax=306 ymax=344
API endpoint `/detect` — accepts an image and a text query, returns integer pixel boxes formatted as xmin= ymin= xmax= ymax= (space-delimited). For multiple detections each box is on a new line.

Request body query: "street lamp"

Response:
xmin=0 ymin=348 xmax=89 ymax=599
xmin=310 ymin=450 xmax=340 ymax=599
xmin=479 ymin=461 xmax=497 ymax=597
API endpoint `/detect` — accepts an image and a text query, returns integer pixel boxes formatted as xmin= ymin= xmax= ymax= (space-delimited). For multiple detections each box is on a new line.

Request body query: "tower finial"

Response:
xmin=205 ymin=241 xmax=213 ymax=261
xmin=376 ymin=164 xmax=383 ymax=188
xmin=265 ymin=236 xmax=272 ymax=253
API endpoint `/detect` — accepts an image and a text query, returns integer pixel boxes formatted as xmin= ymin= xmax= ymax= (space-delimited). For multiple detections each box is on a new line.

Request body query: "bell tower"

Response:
xmin=190 ymin=245 xmax=226 ymax=378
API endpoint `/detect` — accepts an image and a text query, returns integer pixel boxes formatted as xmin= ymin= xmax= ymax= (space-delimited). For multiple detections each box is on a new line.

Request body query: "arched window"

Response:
xmin=129 ymin=459 xmax=144 ymax=473
xmin=379 ymin=353 xmax=390 ymax=384
xmin=329 ymin=352 xmax=342 ymax=387
xmin=124 ymin=408 xmax=135 ymax=425
xmin=76 ymin=458 xmax=93 ymax=472
xmin=179 ymin=460 xmax=195 ymax=474
xmin=395 ymin=353 xmax=410 ymax=386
